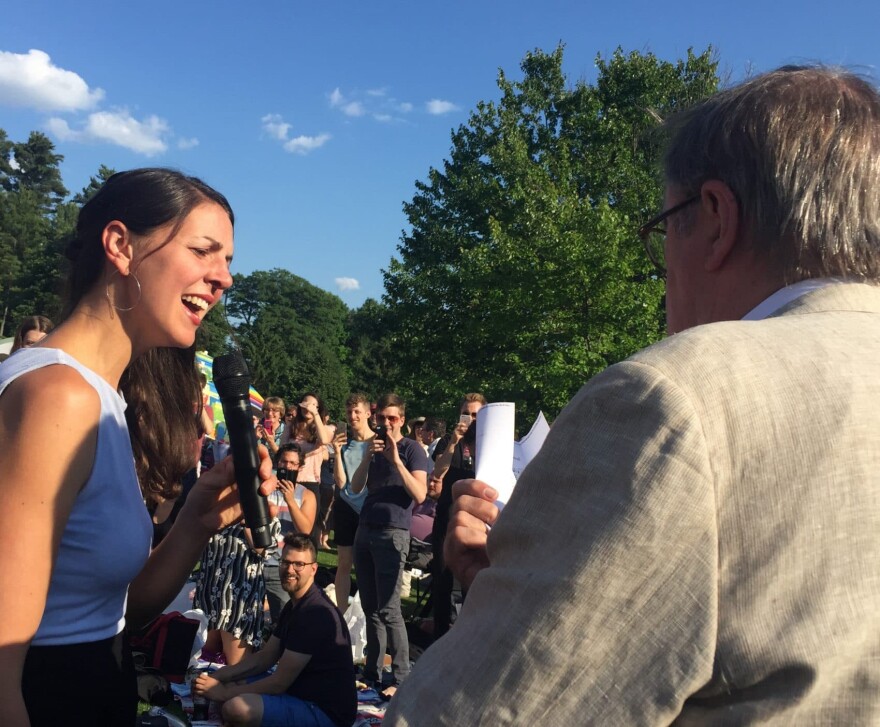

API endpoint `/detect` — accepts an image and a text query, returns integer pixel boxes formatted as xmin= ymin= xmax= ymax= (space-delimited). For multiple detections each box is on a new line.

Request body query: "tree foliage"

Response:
xmin=0 ymin=136 xmax=354 ymax=415
xmin=225 ymin=269 xmax=351 ymax=415
xmin=1 ymin=45 xmax=721 ymax=424
xmin=344 ymin=297 xmax=399 ymax=401
xmin=383 ymin=46 xmax=719 ymax=424
xmin=0 ymin=131 xmax=75 ymax=335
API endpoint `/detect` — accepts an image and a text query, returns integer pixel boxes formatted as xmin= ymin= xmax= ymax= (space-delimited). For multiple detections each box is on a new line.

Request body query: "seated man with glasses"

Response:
xmin=351 ymin=392 xmax=429 ymax=697
xmin=193 ymin=534 xmax=356 ymax=727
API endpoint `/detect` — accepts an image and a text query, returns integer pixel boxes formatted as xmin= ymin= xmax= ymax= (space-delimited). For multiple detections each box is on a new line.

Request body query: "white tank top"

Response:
xmin=0 ymin=348 xmax=153 ymax=645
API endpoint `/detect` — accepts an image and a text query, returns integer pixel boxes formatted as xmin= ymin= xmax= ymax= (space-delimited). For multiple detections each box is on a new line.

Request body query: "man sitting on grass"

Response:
xmin=194 ymin=534 xmax=357 ymax=727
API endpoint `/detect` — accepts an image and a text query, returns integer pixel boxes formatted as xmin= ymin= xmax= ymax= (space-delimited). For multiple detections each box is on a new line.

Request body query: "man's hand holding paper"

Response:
xmin=445 ymin=479 xmax=498 ymax=589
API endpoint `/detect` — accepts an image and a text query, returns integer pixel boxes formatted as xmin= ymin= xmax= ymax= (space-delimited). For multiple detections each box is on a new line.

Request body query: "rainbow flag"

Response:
xmin=196 ymin=351 xmax=264 ymax=442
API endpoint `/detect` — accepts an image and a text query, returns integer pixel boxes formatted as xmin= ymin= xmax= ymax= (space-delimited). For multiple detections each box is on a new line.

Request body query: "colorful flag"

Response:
xmin=196 ymin=351 xmax=264 ymax=442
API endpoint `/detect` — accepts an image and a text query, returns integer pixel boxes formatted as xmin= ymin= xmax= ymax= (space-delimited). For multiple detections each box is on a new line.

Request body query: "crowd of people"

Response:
xmin=1 ymin=63 xmax=879 ymax=726
xmin=195 ymin=387 xmax=486 ymax=699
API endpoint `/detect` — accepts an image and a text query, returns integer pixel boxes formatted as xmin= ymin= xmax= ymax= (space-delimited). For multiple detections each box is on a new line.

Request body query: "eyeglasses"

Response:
xmin=280 ymin=560 xmax=315 ymax=571
xmin=377 ymin=414 xmax=401 ymax=424
xmin=637 ymin=195 xmax=700 ymax=275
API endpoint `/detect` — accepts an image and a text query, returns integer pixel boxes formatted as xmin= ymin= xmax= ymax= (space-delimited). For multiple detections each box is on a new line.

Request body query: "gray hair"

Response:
xmin=663 ymin=65 xmax=880 ymax=281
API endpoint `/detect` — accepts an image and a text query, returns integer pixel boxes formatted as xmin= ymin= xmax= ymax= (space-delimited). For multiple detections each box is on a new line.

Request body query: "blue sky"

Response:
xmin=1 ymin=1 xmax=877 ymax=308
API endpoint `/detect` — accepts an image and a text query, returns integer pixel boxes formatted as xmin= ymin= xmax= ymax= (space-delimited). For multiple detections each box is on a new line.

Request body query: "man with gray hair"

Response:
xmin=386 ymin=66 xmax=880 ymax=725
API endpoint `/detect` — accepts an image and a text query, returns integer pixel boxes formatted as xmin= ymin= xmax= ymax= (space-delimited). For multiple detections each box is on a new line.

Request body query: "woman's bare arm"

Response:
xmin=0 ymin=369 xmax=101 ymax=725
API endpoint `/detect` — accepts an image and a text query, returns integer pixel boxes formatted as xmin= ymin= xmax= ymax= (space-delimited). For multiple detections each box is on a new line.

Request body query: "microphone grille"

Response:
xmin=213 ymin=351 xmax=252 ymax=398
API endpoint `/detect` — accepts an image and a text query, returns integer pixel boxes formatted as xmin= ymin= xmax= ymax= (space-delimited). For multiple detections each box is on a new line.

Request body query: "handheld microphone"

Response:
xmin=212 ymin=351 xmax=274 ymax=549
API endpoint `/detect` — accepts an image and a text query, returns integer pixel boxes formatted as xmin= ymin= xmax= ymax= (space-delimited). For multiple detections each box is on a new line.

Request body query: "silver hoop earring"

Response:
xmin=106 ymin=269 xmax=142 ymax=312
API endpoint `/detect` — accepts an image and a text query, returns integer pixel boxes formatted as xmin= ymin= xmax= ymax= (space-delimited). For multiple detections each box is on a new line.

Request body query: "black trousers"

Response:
xmin=23 ymin=631 xmax=137 ymax=726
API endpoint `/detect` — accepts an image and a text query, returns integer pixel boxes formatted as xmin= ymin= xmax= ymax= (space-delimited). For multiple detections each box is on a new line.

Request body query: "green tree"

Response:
xmin=196 ymin=302 xmax=233 ymax=356
xmin=0 ymin=130 xmax=73 ymax=334
xmin=344 ymin=297 xmax=399 ymax=401
xmin=225 ymin=269 xmax=351 ymax=415
xmin=8 ymin=132 xmax=67 ymax=209
xmin=383 ymin=46 xmax=719 ymax=425
xmin=72 ymin=164 xmax=116 ymax=207
xmin=0 ymin=129 xmax=15 ymax=191
xmin=0 ymin=187 xmax=52 ymax=334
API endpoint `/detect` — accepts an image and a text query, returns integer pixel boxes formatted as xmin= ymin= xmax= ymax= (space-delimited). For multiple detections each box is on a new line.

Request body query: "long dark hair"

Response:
xmin=66 ymin=168 xmax=233 ymax=500
xmin=11 ymin=315 xmax=54 ymax=353
xmin=293 ymin=392 xmax=328 ymax=443
xmin=64 ymin=168 xmax=234 ymax=315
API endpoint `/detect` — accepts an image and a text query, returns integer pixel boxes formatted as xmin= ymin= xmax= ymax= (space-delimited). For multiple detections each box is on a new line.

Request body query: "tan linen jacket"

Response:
xmin=386 ymin=282 xmax=880 ymax=726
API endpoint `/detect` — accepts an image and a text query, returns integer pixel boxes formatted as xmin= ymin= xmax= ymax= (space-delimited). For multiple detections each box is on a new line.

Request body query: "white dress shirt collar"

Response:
xmin=742 ymin=278 xmax=850 ymax=321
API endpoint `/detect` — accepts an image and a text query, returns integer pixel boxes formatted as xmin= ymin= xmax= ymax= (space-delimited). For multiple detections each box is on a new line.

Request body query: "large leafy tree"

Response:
xmin=383 ymin=46 xmax=719 ymax=424
xmin=344 ymin=297 xmax=399 ymax=401
xmin=196 ymin=302 xmax=233 ymax=356
xmin=225 ymin=269 xmax=351 ymax=415
xmin=8 ymin=132 xmax=67 ymax=209
xmin=0 ymin=131 xmax=71 ymax=335
xmin=0 ymin=137 xmax=115 ymax=335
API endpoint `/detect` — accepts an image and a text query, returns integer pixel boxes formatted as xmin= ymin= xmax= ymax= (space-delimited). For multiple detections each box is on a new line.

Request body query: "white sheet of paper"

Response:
xmin=512 ymin=411 xmax=550 ymax=480
xmin=474 ymin=402 xmax=517 ymax=507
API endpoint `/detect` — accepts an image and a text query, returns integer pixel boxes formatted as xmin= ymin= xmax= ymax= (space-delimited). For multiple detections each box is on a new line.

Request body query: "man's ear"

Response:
xmin=101 ymin=220 xmax=134 ymax=276
xmin=701 ymin=180 xmax=740 ymax=272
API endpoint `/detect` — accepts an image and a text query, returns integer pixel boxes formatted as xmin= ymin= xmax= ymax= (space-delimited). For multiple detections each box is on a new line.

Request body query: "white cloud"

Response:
xmin=284 ymin=133 xmax=331 ymax=155
xmin=426 ymin=99 xmax=459 ymax=115
xmin=177 ymin=137 xmax=199 ymax=150
xmin=329 ymin=86 xmax=415 ymax=122
xmin=87 ymin=111 xmax=168 ymax=154
xmin=0 ymin=49 xmax=104 ymax=112
xmin=45 ymin=117 xmax=77 ymax=139
xmin=329 ymin=87 xmax=344 ymax=107
xmin=47 ymin=110 xmax=169 ymax=155
xmin=335 ymin=277 xmax=360 ymax=291
xmin=342 ymin=101 xmax=365 ymax=117
xmin=261 ymin=113 xmax=291 ymax=141
xmin=329 ymin=88 xmax=364 ymax=116
xmin=261 ymin=113 xmax=329 ymax=155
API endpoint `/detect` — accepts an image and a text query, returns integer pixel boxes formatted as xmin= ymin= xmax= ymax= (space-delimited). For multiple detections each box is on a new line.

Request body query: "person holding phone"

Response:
xmin=264 ymin=443 xmax=318 ymax=622
xmin=331 ymin=394 xmax=376 ymax=613
xmin=318 ymin=414 xmax=341 ymax=550
xmin=350 ymin=393 xmax=428 ymax=697
xmin=256 ymin=397 xmax=286 ymax=457
xmin=285 ymin=393 xmax=332 ymax=551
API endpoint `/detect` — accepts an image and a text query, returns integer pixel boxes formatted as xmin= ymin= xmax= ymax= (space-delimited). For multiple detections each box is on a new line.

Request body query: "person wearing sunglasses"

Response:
xmin=389 ymin=66 xmax=880 ymax=725
xmin=350 ymin=393 xmax=429 ymax=698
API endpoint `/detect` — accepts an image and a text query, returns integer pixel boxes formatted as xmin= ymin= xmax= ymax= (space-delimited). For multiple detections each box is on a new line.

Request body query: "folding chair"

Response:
xmin=404 ymin=536 xmax=433 ymax=620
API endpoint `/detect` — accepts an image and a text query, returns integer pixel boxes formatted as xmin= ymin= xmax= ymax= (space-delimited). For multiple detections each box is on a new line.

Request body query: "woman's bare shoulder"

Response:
xmin=0 ymin=364 xmax=102 ymax=449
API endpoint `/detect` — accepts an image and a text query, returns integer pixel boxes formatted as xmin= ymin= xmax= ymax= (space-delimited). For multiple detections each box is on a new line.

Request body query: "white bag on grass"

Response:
xmin=345 ymin=592 xmax=367 ymax=662
xmin=181 ymin=608 xmax=209 ymax=669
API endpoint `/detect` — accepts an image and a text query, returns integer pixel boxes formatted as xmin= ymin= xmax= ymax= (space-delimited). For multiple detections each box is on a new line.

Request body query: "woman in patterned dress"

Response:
xmin=193 ymin=521 xmax=276 ymax=664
